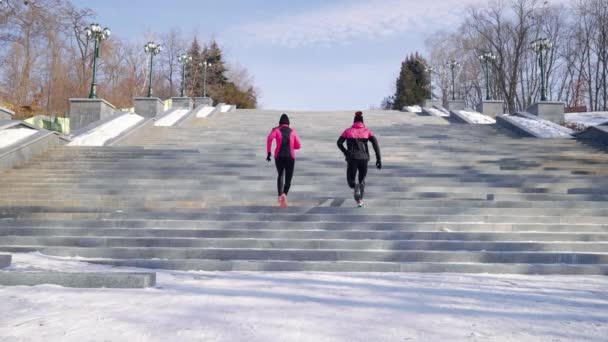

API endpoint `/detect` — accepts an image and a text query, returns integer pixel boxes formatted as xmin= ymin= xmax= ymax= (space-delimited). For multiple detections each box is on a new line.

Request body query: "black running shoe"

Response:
xmin=354 ymin=184 xmax=362 ymax=202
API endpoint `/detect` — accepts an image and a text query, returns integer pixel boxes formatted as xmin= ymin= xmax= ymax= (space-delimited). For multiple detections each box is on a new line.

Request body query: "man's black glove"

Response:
xmin=266 ymin=152 xmax=272 ymax=162
xmin=376 ymin=160 xmax=382 ymax=170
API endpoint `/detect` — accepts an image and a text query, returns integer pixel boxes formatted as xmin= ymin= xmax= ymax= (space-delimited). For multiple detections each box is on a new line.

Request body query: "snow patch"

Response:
xmin=155 ymin=109 xmax=190 ymax=127
xmin=69 ymin=114 xmax=144 ymax=146
xmin=425 ymin=107 xmax=450 ymax=117
xmin=2 ymin=253 xmax=608 ymax=342
xmin=220 ymin=105 xmax=234 ymax=113
xmin=196 ymin=106 xmax=215 ymax=118
xmin=404 ymin=105 xmax=422 ymax=113
xmin=0 ymin=128 xmax=38 ymax=149
xmin=565 ymin=112 xmax=608 ymax=128
xmin=507 ymin=115 xmax=574 ymax=138
xmin=455 ymin=110 xmax=496 ymax=124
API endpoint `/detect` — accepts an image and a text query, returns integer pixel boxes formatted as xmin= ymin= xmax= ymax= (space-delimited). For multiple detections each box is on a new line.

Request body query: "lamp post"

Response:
xmin=447 ymin=60 xmax=460 ymax=101
xmin=478 ymin=52 xmax=496 ymax=101
xmin=178 ymin=53 xmax=192 ymax=97
xmin=84 ymin=23 xmax=111 ymax=99
xmin=199 ymin=60 xmax=212 ymax=98
xmin=144 ymin=42 xmax=162 ymax=98
xmin=531 ymin=38 xmax=552 ymax=102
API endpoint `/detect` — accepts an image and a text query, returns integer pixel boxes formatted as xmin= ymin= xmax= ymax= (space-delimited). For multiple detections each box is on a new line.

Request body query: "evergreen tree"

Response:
xmin=202 ymin=40 xmax=228 ymax=87
xmin=392 ymin=53 xmax=430 ymax=110
xmin=186 ymin=38 xmax=203 ymax=97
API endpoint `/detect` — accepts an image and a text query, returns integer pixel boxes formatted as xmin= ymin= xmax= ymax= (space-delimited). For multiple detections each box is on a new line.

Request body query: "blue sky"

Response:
xmin=75 ymin=0 xmax=481 ymax=110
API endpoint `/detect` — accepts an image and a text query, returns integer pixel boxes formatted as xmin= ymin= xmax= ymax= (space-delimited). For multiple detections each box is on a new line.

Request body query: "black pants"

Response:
xmin=347 ymin=159 xmax=368 ymax=192
xmin=275 ymin=158 xmax=295 ymax=196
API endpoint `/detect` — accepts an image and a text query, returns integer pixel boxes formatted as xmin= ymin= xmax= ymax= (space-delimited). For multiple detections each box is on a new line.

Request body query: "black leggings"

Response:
xmin=347 ymin=159 xmax=368 ymax=190
xmin=275 ymin=158 xmax=295 ymax=196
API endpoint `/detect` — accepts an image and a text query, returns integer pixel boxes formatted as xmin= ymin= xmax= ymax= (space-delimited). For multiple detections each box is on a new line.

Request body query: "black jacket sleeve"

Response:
xmin=369 ymin=136 xmax=381 ymax=162
xmin=337 ymin=136 xmax=348 ymax=157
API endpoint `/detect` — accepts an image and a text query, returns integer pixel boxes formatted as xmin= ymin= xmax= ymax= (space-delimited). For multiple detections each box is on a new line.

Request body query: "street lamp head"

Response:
xmin=144 ymin=42 xmax=162 ymax=55
xmin=531 ymin=38 xmax=552 ymax=52
xmin=178 ymin=53 xmax=192 ymax=64
xmin=479 ymin=52 xmax=497 ymax=62
xmin=84 ymin=23 xmax=111 ymax=41
xmin=447 ymin=60 xmax=460 ymax=69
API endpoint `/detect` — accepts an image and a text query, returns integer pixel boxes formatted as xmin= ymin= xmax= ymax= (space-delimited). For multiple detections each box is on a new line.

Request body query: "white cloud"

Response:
xmin=237 ymin=0 xmax=483 ymax=48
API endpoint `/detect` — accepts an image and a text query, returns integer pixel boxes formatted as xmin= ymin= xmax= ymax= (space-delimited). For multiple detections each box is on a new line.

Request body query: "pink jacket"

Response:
xmin=267 ymin=124 xmax=301 ymax=159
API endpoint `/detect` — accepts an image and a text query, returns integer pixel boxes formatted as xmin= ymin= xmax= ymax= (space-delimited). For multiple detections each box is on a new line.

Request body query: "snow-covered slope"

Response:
xmin=507 ymin=115 xmax=574 ymax=138
xmin=69 ymin=114 xmax=144 ymax=146
xmin=455 ymin=110 xmax=496 ymax=124
xmin=403 ymin=105 xmax=423 ymax=113
xmin=0 ymin=128 xmax=38 ymax=149
xmin=196 ymin=106 xmax=215 ymax=118
xmin=155 ymin=109 xmax=190 ymax=127
xmin=565 ymin=112 xmax=608 ymax=128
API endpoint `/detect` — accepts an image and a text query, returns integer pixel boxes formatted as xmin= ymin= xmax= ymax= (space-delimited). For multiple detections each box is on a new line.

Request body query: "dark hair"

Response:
xmin=279 ymin=113 xmax=290 ymax=125
xmin=354 ymin=111 xmax=364 ymax=123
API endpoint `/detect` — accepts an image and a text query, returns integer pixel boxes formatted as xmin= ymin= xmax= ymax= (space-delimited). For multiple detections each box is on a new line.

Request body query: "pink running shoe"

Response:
xmin=279 ymin=194 xmax=288 ymax=208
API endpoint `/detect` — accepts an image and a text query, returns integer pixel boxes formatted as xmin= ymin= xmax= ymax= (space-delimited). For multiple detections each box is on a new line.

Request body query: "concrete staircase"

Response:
xmin=1 ymin=109 xmax=608 ymax=274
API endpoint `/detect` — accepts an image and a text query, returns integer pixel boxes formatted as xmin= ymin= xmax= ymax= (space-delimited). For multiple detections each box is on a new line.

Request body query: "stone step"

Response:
xmin=1 ymin=236 xmax=606 ymax=252
xmin=2 ymin=219 xmax=608 ymax=232
xmin=1 ymin=211 xmax=607 ymax=224
xmin=2 ymin=246 xmax=607 ymax=264
xmin=0 ymin=254 xmax=11 ymax=268
xmin=0 ymin=271 xmax=156 ymax=288
xmin=2 ymin=227 xmax=607 ymax=241
xmin=85 ymin=258 xmax=608 ymax=275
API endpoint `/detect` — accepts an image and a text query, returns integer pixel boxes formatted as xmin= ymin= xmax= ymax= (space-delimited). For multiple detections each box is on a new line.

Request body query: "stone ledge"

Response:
xmin=496 ymin=115 xmax=538 ymax=138
xmin=106 ymin=118 xmax=155 ymax=146
xmin=0 ymin=127 xmax=66 ymax=173
xmin=0 ymin=106 xmax=14 ymax=121
xmin=0 ymin=271 xmax=156 ymax=288
xmin=68 ymin=98 xmax=116 ymax=108
xmin=576 ymin=125 xmax=608 ymax=147
xmin=171 ymin=97 xmax=193 ymax=110
xmin=0 ymin=254 xmax=11 ymax=268
xmin=133 ymin=97 xmax=165 ymax=118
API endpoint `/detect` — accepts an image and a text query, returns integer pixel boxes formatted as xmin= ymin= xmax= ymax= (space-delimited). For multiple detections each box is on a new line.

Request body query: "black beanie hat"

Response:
xmin=279 ymin=113 xmax=290 ymax=125
xmin=354 ymin=111 xmax=364 ymax=123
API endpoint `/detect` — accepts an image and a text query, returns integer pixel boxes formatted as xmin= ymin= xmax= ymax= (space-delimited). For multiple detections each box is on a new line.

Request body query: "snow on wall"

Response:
xmin=507 ymin=115 xmax=574 ymax=138
xmin=0 ymin=128 xmax=38 ymax=149
xmin=455 ymin=110 xmax=496 ymax=124
xmin=69 ymin=114 xmax=144 ymax=146
xmin=425 ymin=107 xmax=450 ymax=117
xmin=155 ymin=109 xmax=190 ymax=127
xmin=404 ymin=105 xmax=422 ymax=113
xmin=196 ymin=106 xmax=215 ymax=118
xmin=220 ymin=105 xmax=234 ymax=113
xmin=565 ymin=112 xmax=608 ymax=128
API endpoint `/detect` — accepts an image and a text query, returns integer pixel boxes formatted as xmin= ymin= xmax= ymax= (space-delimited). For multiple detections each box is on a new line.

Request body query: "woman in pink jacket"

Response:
xmin=267 ymin=113 xmax=301 ymax=208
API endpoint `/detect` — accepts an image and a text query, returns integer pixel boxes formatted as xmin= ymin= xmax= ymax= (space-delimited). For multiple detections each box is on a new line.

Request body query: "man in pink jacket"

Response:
xmin=267 ymin=113 xmax=301 ymax=208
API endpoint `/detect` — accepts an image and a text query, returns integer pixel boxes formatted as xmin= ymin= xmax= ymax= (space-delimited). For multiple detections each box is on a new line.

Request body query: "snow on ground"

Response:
xmin=565 ymin=112 xmax=608 ymax=128
xmin=220 ymin=105 xmax=234 ymax=113
xmin=507 ymin=115 xmax=574 ymax=138
xmin=69 ymin=114 xmax=144 ymax=146
xmin=404 ymin=105 xmax=423 ymax=113
xmin=0 ymin=128 xmax=37 ymax=149
xmin=1 ymin=253 xmax=607 ymax=342
xmin=155 ymin=109 xmax=190 ymax=127
xmin=196 ymin=106 xmax=215 ymax=118
xmin=456 ymin=110 xmax=496 ymax=124
xmin=424 ymin=107 xmax=450 ymax=117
